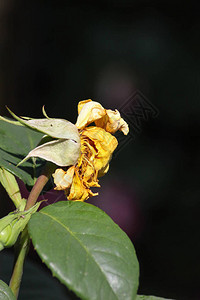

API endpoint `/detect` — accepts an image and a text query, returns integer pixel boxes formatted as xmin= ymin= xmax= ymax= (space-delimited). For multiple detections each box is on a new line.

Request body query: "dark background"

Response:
xmin=0 ymin=1 xmax=200 ymax=299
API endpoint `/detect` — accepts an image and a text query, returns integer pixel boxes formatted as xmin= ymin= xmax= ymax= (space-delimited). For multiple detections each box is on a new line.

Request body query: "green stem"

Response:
xmin=9 ymin=227 xmax=29 ymax=299
xmin=25 ymin=162 xmax=56 ymax=211
xmin=9 ymin=162 xmax=56 ymax=298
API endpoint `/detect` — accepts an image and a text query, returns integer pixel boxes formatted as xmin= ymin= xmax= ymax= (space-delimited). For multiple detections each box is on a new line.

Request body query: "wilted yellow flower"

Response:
xmin=53 ymin=99 xmax=129 ymax=201
xmin=1 ymin=100 xmax=129 ymax=202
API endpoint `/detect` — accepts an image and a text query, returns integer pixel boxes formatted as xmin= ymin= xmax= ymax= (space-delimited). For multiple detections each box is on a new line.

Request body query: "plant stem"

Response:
xmin=25 ymin=162 xmax=56 ymax=211
xmin=9 ymin=162 xmax=56 ymax=298
xmin=9 ymin=227 xmax=29 ymax=299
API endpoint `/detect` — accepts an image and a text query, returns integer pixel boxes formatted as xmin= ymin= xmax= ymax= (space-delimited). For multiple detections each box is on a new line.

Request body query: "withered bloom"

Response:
xmin=53 ymin=99 xmax=129 ymax=201
xmin=1 ymin=100 xmax=129 ymax=201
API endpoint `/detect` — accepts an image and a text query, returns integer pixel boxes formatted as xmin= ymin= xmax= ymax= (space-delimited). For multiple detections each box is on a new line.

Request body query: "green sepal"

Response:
xmin=0 ymin=167 xmax=26 ymax=209
xmin=3 ymin=108 xmax=81 ymax=167
xmin=18 ymin=138 xmax=80 ymax=167
xmin=6 ymin=107 xmax=80 ymax=141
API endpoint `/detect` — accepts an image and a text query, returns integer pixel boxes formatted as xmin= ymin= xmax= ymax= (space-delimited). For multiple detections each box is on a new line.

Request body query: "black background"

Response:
xmin=0 ymin=1 xmax=200 ymax=299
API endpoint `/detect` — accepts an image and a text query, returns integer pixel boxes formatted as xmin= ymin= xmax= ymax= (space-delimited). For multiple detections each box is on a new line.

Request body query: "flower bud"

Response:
xmin=0 ymin=224 xmax=12 ymax=251
xmin=0 ymin=202 xmax=40 ymax=251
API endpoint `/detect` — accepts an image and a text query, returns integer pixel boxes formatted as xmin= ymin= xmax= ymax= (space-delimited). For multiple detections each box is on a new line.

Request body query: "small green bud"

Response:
xmin=0 ymin=224 xmax=12 ymax=251
xmin=0 ymin=202 xmax=40 ymax=251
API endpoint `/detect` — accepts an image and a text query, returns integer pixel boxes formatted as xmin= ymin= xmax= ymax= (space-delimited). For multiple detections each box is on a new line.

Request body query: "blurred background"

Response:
xmin=0 ymin=1 xmax=200 ymax=299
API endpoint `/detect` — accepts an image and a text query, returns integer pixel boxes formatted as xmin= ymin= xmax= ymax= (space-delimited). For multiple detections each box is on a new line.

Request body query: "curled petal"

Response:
xmin=106 ymin=109 xmax=129 ymax=135
xmin=82 ymin=126 xmax=118 ymax=173
xmin=77 ymin=99 xmax=92 ymax=114
xmin=53 ymin=167 xmax=75 ymax=190
xmin=95 ymin=109 xmax=129 ymax=135
xmin=76 ymin=99 xmax=106 ymax=129
xmin=76 ymin=99 xmax=129 ymax=135
xmin=68 ymin=171 xmax=98 ymax=201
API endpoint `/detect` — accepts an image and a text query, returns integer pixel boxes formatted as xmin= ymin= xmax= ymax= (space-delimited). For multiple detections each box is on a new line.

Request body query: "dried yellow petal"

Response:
xmin=53 ymin=167 xmax=75 ymax=190
xmin=68 ymin=171 xmax=97 ymax=201
xmin=82 ymin=126 xmax=118 ymax=172
xmin=76 ymin=99 xmax=106 ymax=129
xmin=95 ymin=109 xmax=129 ymax=135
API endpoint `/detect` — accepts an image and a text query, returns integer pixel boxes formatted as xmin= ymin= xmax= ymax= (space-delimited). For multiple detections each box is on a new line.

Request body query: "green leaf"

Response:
xmin=28 ymin=201 xmax=139 ymax=300
xmin=0 ymin=120 xmax=44 ymax=188
xmin=136 ymin=295 xmax=174 ymax=300
xmin=0 ymin=280 xmax=16 ymax=300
